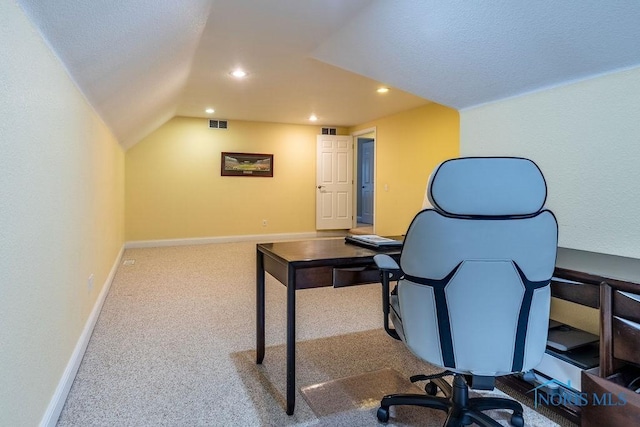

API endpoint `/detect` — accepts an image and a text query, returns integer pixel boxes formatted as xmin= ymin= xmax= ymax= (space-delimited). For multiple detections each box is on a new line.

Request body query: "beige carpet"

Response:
xmin=232 ymin=328 xmax=574 ymax=426
xmin=56 ymin=241 xmax=576 ymax=426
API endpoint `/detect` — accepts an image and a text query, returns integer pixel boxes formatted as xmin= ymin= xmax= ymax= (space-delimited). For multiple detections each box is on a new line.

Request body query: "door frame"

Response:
xmin=352 ymin=127 xmax=376 ymax=231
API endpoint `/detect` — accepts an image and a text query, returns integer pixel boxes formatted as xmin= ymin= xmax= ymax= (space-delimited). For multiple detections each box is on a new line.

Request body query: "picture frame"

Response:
xmin=221 ymin=152 xmax=274 ymax=177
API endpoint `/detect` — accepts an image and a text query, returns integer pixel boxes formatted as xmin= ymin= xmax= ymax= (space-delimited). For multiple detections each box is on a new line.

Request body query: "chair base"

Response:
xmin=377 ymin=374 xmax=524 ymax=427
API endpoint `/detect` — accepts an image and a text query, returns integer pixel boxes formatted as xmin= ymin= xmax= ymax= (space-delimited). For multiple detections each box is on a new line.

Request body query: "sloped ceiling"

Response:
xmin=17 ymin=0 xmax=214 ymax=148
xmin=312 ymin=1 xmax=640 ymax=110
xmin=16 ymin=1 xmax=640 ymax=149
xmin=177 ymin=0 xmax=427 ymax=129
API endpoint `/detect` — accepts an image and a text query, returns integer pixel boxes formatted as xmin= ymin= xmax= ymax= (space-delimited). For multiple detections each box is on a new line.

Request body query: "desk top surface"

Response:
xmin=556 ymin=247 xmax=640 ymax=285
xmin=257 ymin=237 xmax=402 ymax=264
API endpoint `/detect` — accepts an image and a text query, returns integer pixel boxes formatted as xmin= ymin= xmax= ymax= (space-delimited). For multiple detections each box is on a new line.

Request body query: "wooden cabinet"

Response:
xmin=581 ymin=281 xmax=640 ymax=426
xmin=581 ymin=370 xmax=640 ymax=426
xmin=500 ymin=264 xmax=640 ymax=426
xmin=600 ymin=281 xmax=640 ymax=376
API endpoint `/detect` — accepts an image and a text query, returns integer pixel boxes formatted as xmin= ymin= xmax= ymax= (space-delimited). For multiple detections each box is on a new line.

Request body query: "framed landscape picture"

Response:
xmin=221 ymin=152 xmax=273 ymax=177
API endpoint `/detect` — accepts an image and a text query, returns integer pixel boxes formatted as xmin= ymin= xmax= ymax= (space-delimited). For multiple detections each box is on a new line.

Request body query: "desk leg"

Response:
xmin=286 ymin=264 xmax=296 ymax=415
xmin=256 ymin=248 xmax=265 ymax=364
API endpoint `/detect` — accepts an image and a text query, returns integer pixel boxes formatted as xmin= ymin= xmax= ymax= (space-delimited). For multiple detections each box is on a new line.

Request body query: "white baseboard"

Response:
xmin=39 ymin=245 xmax=125 ymax=427
xmin=39 ymin=231 xmax=346 ymax=425
xmin=125 ymin=230 xmax=347 ymax=249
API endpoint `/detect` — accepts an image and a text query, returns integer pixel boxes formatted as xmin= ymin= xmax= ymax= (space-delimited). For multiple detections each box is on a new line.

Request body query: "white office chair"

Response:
xmin=375 ymin=157 xmax=558 ymax=426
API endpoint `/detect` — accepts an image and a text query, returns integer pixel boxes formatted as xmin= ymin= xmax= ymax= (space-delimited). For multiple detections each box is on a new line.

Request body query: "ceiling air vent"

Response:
xmin=321 ymin=127 xmax=337 ymax=135
xmin=209 ymin=119 xmax=228 ymax=130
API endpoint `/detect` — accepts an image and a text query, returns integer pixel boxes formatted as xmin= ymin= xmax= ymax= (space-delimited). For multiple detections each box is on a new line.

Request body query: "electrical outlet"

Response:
xmin=262 ymin=219 xmax=268 ymax=227
xmin=87 ymin=274 xmax=94 ymax=292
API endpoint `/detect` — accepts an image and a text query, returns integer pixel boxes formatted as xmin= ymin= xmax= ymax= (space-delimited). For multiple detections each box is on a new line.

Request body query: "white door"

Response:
xmin=360 ymin=140 xmax=374 ymax=224
xmin=316 ymin=135 xmax=353 ymax=230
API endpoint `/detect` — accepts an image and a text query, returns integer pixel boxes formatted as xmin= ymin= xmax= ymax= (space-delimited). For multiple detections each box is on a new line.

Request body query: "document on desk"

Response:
xmin=345 ymin=234 xmax=403 ymax=249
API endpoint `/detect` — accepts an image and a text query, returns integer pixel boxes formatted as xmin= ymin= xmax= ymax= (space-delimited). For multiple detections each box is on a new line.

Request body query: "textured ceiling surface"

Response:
xmin=178 ymin=0 xmax=427 ymax=129
xmin=313 ymin=1 xmax=640 ymax=110
xmin=16 ymin=0 xmax=640 ymax=148
xmin=18 ymin=0 xmax=213 ymax=148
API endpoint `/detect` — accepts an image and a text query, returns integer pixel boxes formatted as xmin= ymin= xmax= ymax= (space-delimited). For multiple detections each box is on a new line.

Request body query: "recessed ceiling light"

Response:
xmin=230 ymin=69 xmax=247 ymax=78
xmin=309 ymin=114 xmax=318 ymax=122
xmin=205 ymin=108 xmax=215 ymax=114
xmin=377 ymin=87 xmax=389 ymax=93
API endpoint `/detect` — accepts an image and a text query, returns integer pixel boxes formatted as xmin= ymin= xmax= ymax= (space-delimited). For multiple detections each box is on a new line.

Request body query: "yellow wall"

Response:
xmin=126 ymin=105 xmax=459 ymax=241
xmin=126 ymin=117 xmax=348 ymax=240
xmin=350 ymin=103 xmax=460 ymax=236
xmin=0 ymin=2 xmax=125 ymax=425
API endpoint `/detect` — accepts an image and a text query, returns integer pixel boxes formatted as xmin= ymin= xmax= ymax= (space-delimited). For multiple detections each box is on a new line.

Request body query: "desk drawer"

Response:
xmin=285 ymin=265 xmax=382 ymax=289
xmin=613 ymin=290 xmax=640 ymax=324
xmin=333 ymin=266 xmax=381 ymax=287
xmin=612 ymin=316 xmax=640 ymax=367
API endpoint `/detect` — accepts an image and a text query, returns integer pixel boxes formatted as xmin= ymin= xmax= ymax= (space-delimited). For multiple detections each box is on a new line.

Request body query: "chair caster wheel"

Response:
xmin=425 ymin=381 xmax=439 ymax=396
xmin=377 ymin=406 xmax=390 ymax=422
xmin=510 ymin=412 xmax=524 ymax=427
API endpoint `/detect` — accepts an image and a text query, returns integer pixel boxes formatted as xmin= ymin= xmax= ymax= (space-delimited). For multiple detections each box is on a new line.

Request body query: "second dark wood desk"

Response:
xmin=256 ymin=238 xmax=401 ymax=415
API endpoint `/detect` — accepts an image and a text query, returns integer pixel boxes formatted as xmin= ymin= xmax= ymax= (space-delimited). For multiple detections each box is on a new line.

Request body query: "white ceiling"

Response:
xmin=16 ymin=1 xmax=640 ymax=149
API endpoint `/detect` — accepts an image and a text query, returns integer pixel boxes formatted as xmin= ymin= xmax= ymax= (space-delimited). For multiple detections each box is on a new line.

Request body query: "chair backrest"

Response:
xmin=398 ymin=157 xmax=558 ymax=377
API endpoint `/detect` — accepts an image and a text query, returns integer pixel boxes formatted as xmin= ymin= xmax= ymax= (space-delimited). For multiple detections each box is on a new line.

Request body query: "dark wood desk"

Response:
xmin=499 ymin=257 xmax=640 ymax=426
xmin=255 ymin=238 xmax=401 ymax=415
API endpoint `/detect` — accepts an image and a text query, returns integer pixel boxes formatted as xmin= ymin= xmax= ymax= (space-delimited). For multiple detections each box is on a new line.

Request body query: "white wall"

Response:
xmin=460 ymin=67 xmax=640 ymax=259
xmin=0 ymin=2 xmax=125 ymax=426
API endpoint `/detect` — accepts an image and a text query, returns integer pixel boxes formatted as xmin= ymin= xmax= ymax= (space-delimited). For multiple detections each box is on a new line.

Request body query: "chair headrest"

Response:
xmin=427 ymin=157 xmax=547 ymax=216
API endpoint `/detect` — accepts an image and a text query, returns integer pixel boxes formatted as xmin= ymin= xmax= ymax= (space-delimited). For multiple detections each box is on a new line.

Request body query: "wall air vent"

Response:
xmin=321 ymin=127 xmax=337 ymax=135
xmin=209 ymin=119 xmax=228 ymax=130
